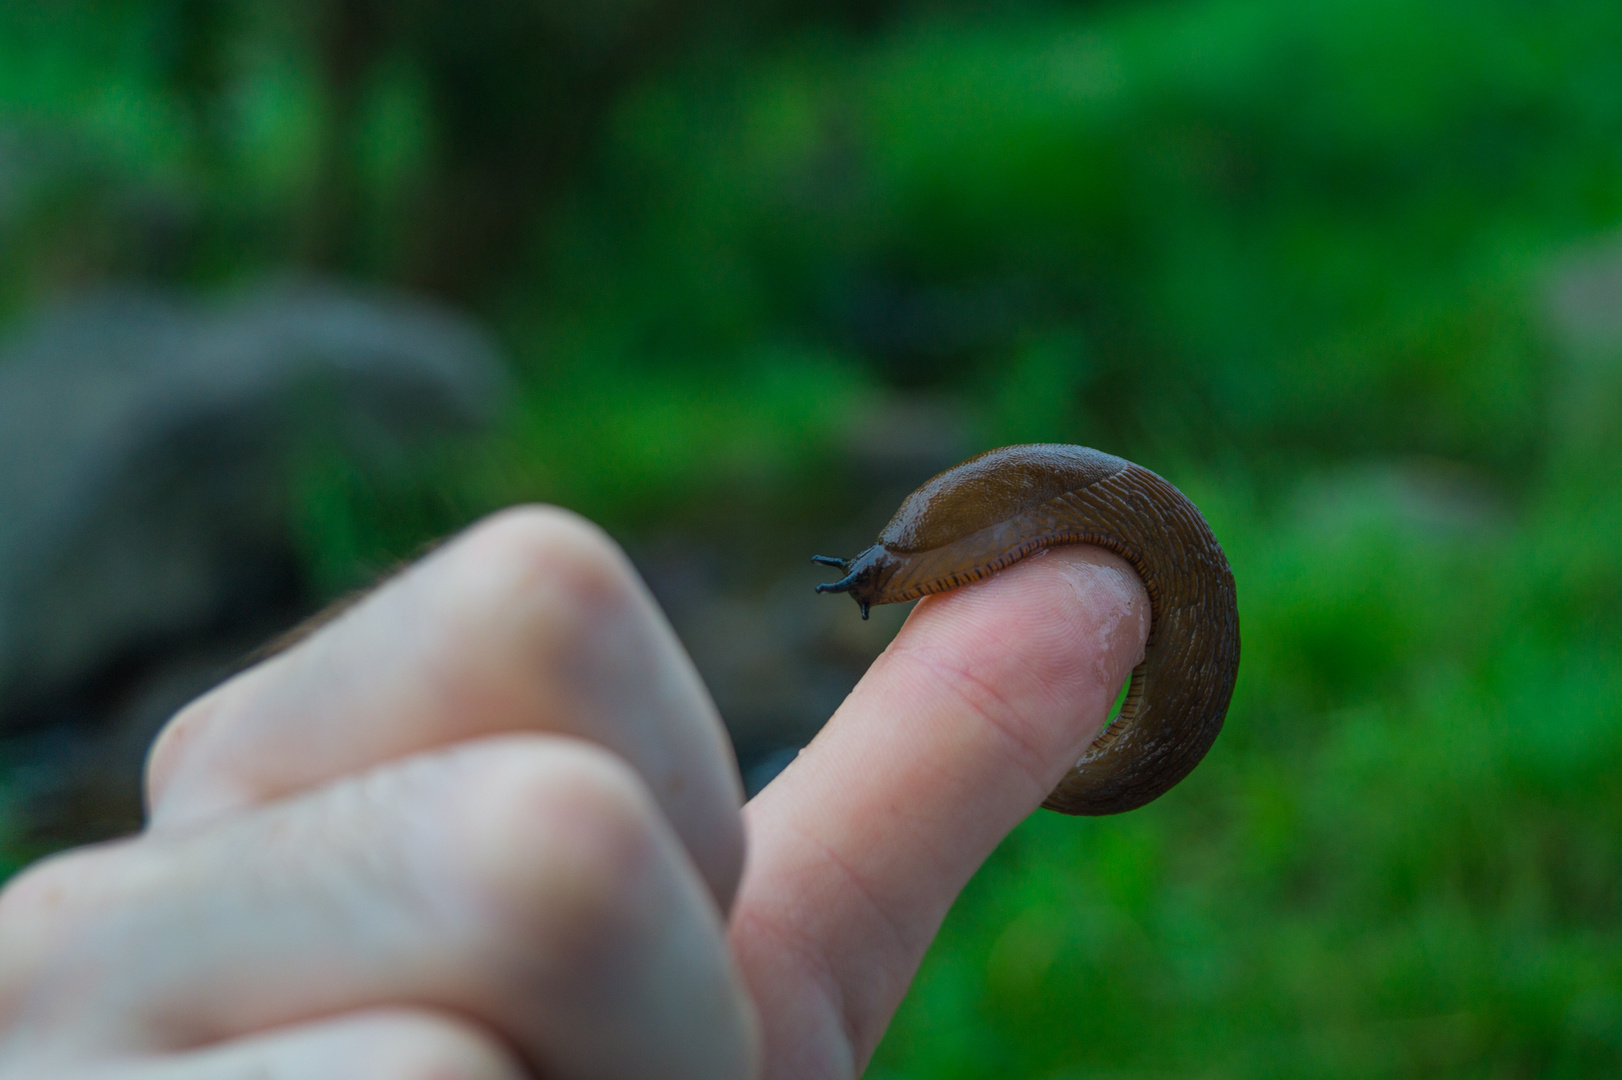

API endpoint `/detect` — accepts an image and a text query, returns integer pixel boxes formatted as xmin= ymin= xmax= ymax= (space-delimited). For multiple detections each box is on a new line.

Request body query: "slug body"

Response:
xmin=814 ymin=444 xmax=1238 ymax=815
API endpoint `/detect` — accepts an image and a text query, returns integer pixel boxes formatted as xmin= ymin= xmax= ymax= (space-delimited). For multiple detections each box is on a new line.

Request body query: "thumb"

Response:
xmin=729 ymin=545 xmax=1150 ymax=1079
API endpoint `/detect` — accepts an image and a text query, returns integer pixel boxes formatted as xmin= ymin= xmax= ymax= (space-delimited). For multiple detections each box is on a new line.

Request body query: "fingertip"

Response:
xmin=912 ymin=545 xmax=1149 ymax=704
xmin=880 ymin=544 xmax=1151 ymax=784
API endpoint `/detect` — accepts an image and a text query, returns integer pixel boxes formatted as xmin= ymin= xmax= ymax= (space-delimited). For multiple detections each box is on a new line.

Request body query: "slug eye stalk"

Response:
xmin=810 ymin=555 xmax=871 ymax=619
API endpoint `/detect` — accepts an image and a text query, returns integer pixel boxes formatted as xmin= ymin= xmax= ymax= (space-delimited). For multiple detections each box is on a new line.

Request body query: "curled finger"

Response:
xmin=2 ymin=737 xmax=759 ymax=1080
xmin=145 ymin=506 xmax=745 ymax=909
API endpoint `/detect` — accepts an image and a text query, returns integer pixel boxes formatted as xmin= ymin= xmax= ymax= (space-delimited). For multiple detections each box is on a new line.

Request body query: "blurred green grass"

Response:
xmin=4 ymin=0 xmax=1622 ymax=1074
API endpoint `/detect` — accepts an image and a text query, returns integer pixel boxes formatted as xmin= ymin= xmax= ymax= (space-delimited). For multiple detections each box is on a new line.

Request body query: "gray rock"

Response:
xmin=0 ymin=279 xmax=508 ymax=724
xmin=1545 ymin=235 xmax=1622 ymax=358
xmin=1541 ymin=235 xmax=1622 ymax=453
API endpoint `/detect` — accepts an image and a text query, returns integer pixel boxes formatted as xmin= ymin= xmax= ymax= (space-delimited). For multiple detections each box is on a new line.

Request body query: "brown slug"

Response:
xmin=813 ymin=444 xmax=1239 ymax=815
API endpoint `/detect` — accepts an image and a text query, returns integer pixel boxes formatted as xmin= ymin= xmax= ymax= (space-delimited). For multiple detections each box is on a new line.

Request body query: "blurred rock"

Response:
xmin=1295 ymin=459 xmax=1509 ymax=536
xmin=1541 ymin=235 xmax=1622 ymax=454
xmin=0 ymin=279 xmax=508 ymax=842
xmin=1544 ymin=235 xmax=1622 ymax=357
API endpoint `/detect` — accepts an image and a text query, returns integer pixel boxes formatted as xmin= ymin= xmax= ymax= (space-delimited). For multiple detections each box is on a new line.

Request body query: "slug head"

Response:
xmin=811 ymin=545 xmax=892 ymax=619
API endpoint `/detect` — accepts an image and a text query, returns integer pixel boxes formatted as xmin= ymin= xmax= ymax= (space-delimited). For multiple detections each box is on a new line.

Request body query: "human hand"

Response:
xmin=0 ymin=506 xmax=1149 ymax=1079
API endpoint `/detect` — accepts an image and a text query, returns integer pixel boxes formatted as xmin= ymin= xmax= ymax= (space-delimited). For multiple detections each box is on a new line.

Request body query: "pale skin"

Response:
xmin=0 ymin=506 xmax=1150 ymax=1080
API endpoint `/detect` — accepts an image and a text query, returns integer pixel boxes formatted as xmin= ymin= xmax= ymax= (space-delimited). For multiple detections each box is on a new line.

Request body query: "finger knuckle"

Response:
xmin=0 ymin=847 xmax=113 ymax=991
xmin=0 ymin=849 xmax=90 ymax=933
xmin=451 ymin=742 xmax=666 ymax=964
xmin=465 ymin=505 xmax=638 ymax=621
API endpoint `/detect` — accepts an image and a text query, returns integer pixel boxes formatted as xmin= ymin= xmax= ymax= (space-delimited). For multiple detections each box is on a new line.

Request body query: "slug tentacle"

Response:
xmin=811 ymin=443 xmax=1238 ymax=815
xmin=812 ymin=570 xmax=861 ymax=595
xmin=812 ymin=558 xmax=873 ymax=619
xmin=811 ymin=545 xmax=891 ymax=621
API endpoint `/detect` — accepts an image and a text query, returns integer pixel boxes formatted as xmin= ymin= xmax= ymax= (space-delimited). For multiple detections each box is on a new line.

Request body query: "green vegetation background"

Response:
xmin=3 ymin=0 xmax=1621 ymax=1074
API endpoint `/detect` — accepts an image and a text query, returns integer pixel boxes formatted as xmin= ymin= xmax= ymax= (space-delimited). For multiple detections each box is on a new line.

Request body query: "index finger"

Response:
xmin=729 ymin=545 xmax=1151 ymax=1077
